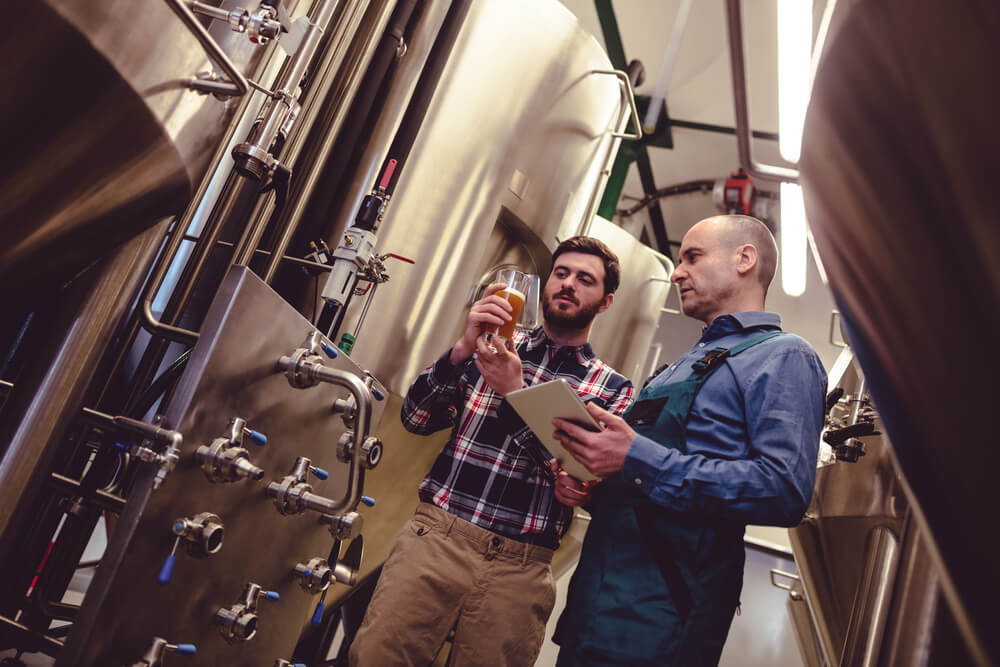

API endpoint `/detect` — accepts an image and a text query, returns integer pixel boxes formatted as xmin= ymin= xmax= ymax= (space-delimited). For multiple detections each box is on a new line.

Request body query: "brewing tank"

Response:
xmin=335 ymin=0 xmax=636 ymax=393
xmin=0 ymin=0 xmax=273 ymax=299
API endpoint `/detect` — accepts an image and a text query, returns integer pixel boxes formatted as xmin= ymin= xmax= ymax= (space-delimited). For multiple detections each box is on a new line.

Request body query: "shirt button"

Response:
xmin=698 ymin=342 xmax=706 ymax=347
xmin=634 ymin=477 xmax=642 ymax=486
xmin=670 ymin=365 xmax=676 ymax=370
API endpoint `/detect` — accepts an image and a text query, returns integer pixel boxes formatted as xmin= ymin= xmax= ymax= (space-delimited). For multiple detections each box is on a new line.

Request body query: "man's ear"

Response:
xmin=597 ymin=293 xmax=614 ymax=314
xmin=735 ymin=243 xmax=758 ymax=278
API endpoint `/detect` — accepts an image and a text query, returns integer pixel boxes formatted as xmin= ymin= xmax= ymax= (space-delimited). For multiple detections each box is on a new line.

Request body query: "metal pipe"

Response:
xmin=262 ymin=0 xmax=401 ymax=283
xmin=372 ymin=0 xmax=473 ymax=198
xmin=0 ymin=222 xmax=168 ymax=607
xmin=231 ymin=0 xmax=344 ymax=266
xmin=274 ymin=360 xmax=373 ymax=512
xmin=163 ymin=0 xmax=250 ymax=97
xmin=725 ymin=0 xmax=799 ymax=184
xmin=840 ymin=525 xmax=900 ymax=667
xmin=321 ymin=0 xmax=454 ymax=253
xmin=590 ymin=69 xmax=643 ymax=141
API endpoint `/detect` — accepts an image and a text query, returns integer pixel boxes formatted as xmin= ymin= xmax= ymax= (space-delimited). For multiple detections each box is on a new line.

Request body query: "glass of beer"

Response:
xmin=491 ymin=269 xmax=531 ymax=342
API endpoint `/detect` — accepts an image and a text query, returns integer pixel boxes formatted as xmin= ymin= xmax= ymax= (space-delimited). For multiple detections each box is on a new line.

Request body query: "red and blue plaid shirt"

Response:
xmin=401 ymin=327 xmax=633 ymax=549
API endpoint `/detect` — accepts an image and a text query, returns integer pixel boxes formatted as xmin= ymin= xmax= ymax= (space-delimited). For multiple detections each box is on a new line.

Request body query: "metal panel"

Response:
xmin=65 ymin=268 xmax=385 ymax=666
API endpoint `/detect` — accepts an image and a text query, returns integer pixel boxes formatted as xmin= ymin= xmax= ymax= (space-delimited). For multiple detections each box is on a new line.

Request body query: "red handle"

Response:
xmin=379 ymin=159 xmax=398 ymax=190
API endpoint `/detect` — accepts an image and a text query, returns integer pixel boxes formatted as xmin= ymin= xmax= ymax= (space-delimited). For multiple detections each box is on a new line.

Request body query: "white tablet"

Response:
xmin=505 ymin=379 xmax=602 ymax=481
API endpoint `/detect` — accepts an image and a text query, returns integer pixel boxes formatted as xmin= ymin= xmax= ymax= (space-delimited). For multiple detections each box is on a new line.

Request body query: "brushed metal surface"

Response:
xmin=801 ymin=0 xmax=999 ymax=662
xmin=587 ymin=217 xmax=672 ymax=385
xmin=67 ymin=268 xmax=386 ymax=666
xmin=336 ymin=0 xmax=624 ymax=395
xmin=0 ymin=0 xmax=272 ymax=296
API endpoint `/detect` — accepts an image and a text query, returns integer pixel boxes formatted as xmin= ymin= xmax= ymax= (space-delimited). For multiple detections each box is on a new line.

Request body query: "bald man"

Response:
xmin=550 ymin=215 xmax=827 ymax=666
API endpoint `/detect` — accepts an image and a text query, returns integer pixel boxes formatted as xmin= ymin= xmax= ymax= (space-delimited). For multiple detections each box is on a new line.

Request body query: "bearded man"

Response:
xmin=349 ymin=236 xmax=634 ymax=667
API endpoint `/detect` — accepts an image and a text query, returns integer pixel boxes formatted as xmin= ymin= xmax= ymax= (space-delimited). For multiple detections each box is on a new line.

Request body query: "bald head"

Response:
xmin=696 ymin=215 xmax=778 ymax=292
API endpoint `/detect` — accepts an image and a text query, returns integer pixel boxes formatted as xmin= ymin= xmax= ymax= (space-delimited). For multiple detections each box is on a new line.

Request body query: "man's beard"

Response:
xmin=542 ymin=292 xmax=603 ymax=330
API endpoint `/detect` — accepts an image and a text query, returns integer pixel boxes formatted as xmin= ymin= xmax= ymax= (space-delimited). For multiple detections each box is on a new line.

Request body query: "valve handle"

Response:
xmin=158 ymin=554 xmax=176 ymax=585
xmin=174 ymin=643 xmax=197 ymax=655
xmin=114 ymin=441 xmax=132 ymax=452
xmin=371 ymin=386 xmax=385 ymax=401
xmin=264 ymin=590 xmax=280 ymax=602
xmin=311 ymin=600 xmax=324 ymax=626
xmin=361 ymin=496 xmax=376 ymax=508
xmin=247 ymin=429 xmax=267 ymax=446
xmin=311 ymin=466 xmax=329 ymax=481
xmin=321 ymin=342 xmax=339 ymax=359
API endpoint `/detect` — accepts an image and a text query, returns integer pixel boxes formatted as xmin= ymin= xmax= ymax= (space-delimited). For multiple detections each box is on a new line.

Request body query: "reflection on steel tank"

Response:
xmin=334 ymin=0 xmax=641 ymax=395
xmin=800 ymin=0 xmax=999 ymax=663
xmin=0 ymin=0 xmax=272 ymax=301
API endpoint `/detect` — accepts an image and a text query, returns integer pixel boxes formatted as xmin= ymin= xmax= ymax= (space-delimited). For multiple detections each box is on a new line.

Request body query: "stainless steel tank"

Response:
xmin=336 ymin=0 xmax=632 ymax=393
xmin=0 ymin=0 xmax=273 ymax=298
xmin=800 ymin=0 xmax=999 ymax=662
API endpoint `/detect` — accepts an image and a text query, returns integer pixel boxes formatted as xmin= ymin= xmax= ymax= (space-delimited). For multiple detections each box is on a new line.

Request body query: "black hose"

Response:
xmin=378 ymin=0 xmax=473 ymax=197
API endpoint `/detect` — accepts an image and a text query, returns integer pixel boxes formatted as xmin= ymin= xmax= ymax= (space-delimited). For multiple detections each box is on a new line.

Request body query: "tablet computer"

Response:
xmin=505 ymin=379 xmax=602 ymax=481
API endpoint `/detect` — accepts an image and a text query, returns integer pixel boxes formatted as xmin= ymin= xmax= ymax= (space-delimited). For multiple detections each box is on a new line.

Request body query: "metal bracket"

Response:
xmin=590 ymin=69 xmax=643 ymax=140
xmin=164 ymin=0 xmax=250 ymax=98
xmin=769 ymin=568 xmax=803 ymax=600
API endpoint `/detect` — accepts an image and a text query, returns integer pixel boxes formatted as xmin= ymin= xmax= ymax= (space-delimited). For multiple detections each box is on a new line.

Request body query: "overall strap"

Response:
xmin=689 ymin=331 xmax=784 ymax=377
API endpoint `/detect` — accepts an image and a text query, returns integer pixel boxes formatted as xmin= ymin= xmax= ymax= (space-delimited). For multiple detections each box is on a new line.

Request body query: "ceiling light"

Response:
xmin=777 ymin=0 xmax=813 ymax=163
xmin=780 ymin=182 xmax=807 ymax=296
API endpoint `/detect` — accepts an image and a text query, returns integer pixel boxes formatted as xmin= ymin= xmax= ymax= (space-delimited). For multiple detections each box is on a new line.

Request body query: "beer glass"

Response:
xmin=490 ymin=269 xmax=532 ymax=341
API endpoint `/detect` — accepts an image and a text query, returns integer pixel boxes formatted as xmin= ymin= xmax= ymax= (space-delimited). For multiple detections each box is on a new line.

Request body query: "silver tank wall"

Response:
xmin=0 ymin=0 xmax=276 ymax=294
xmin=337 ymin=0 xmax=631 ymax=392
xmin=800 ymin=0 xmax=999 ymax=662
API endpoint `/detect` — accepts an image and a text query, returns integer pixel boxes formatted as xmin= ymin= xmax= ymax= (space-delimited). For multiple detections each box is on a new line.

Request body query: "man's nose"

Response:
xmin=670 ymin=266 xmax=685 ymax=283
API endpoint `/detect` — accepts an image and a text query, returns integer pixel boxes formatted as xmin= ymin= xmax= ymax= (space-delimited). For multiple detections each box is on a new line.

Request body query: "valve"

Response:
xmin=158 ymin=513 xmax=224 ymax=584
xmin=131 ymin=636 xmax=196 ymax=666
xmin=337 ymin=433 xmax=382 ymax=470
xmin=321 ymin=511 xmax=364 ymax=542
xmin=278 ymin=330 xmax=343 ymax=389
xmin=332 ymin=395 xmax=357 ymax=428
xmin=214 ymin=582 xmax=280 ymax=643
xmin=195 ymin=417 xmax=266 ymax=483
xmin=294 ymin=557 xmax=332 ymax=594
xmin=266 ymin=457 xmax=332 ymax=516
xmin=274 ymin=660 xmax=307 ymax=667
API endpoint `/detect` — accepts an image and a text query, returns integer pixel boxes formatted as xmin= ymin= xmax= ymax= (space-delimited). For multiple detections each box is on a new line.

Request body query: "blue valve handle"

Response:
xmin=264 ymin=590 xmax=280 ymax=602
xmin=247 ymin=429 xmax=267 ymax=446
xmin=173 ymin=644 xmax=197 ymax=655
xmin=371 ymin=386 xmax=385 ymax=401
xmin=311 ymin=466 xmax=329 ymax=481
xmin=361 ymin=496 xmax=375 ymax=507
xmin=158 ymin=555 xmax=176 ymax=585
xmin=322 ymin=342 xmax=339 ymax=359
xmin=114 ymin=441 xmax=132 ymax=452
xmin=311 ymin=600 xmax=324 ymax=626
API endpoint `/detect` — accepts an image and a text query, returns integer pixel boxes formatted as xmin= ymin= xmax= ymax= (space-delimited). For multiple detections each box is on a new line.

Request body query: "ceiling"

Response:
xmin=557 ymin=0 xmax=842 ymax=369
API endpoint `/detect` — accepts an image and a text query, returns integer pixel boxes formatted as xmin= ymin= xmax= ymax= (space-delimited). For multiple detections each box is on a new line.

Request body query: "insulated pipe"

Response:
xmin=725 ymin=0 xmax=799 ymax=184
xmin=259 ymin=0 xmax=402 ymax=283
xmin=375 ymin=0 xmax=472 ymax=198
xmin=289 ymin=0 xmax=421 ymax=245
xmin=321 ymin=0 xmax=454 ymax=252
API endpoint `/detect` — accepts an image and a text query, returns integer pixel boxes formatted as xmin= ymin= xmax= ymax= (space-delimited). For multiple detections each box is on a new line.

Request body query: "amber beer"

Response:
xmin=494 ymin=286 xmax=525 ymax=340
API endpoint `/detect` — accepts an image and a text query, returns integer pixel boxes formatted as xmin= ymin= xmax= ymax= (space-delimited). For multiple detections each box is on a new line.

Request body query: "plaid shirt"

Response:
xmin=401 ymin=326 xmax=633 ymax=549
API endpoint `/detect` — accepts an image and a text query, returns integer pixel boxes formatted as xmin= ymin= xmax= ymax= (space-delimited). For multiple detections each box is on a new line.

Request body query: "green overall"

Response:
xmin=555 ymin=332 xmax=784 ymax=666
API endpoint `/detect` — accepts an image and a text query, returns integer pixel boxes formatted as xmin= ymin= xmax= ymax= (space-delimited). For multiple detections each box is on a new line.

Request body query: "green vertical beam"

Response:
xmin=592 ymin=0 xmax=672 ymax=258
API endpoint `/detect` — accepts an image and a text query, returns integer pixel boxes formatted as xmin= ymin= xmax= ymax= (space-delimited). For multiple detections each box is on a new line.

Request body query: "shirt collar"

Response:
xmin=700 ymin=311 xmax=782 ymax=341
xmin=524 ymin=326 xmax=595 ymax=364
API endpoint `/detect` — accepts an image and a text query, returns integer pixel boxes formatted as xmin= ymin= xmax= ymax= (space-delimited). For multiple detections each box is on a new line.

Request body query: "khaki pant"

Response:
xmin=349 ymin=502 xmax=556 ymax=667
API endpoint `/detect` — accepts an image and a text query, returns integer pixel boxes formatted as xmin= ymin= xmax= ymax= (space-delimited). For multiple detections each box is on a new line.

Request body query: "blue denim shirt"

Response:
xmin=621 ymin=312 xmax=827 ymax=527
